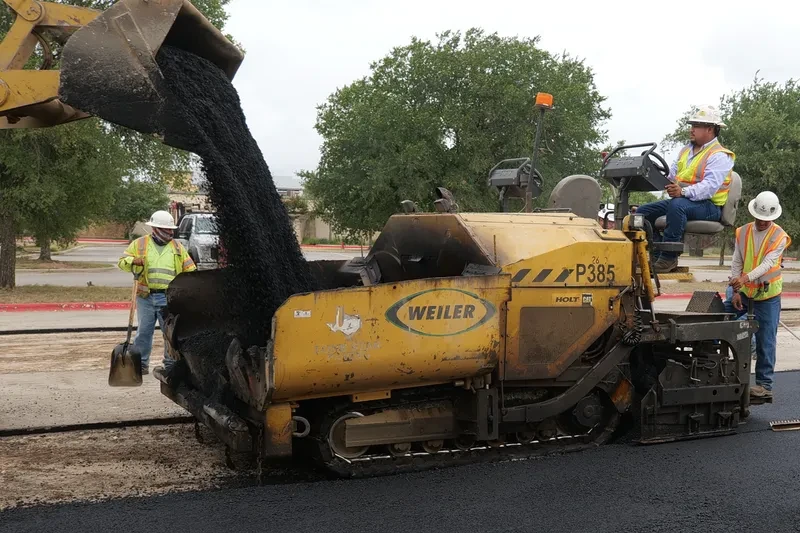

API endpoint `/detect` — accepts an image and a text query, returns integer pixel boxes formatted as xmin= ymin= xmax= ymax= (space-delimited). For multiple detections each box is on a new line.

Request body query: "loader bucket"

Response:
xmin=58 ymin=0 xmax=243 ymax=145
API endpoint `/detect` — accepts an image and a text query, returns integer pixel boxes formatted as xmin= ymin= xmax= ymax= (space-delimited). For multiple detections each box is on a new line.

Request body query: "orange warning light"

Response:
xmin=535 ymin=92 xmax=554 ymax=109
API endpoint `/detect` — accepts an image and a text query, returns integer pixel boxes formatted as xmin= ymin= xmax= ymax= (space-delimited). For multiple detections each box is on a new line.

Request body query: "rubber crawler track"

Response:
xmin=320 ymin=412 xmax=622 ymax=478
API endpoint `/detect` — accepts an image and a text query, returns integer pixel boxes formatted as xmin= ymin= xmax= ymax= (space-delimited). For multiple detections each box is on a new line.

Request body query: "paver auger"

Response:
xmin=159 ymin=144 xmax=760 ymax=477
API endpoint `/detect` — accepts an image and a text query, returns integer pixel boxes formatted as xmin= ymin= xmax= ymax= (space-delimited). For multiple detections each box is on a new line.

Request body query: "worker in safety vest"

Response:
xmin=118 ymin=210 xmax=196 ymax=374
xmin=728 ymin=191 xmax=791 ymax=400
xmin=635 ymin=105 xmax=735 ymax=273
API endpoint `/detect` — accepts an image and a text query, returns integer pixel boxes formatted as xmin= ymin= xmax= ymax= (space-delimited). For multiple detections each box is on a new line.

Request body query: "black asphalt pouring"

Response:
xmin=5 ymin=371 xmax=800 ymax=533
xmin=154 ymin=46 xmax=315 ymax=388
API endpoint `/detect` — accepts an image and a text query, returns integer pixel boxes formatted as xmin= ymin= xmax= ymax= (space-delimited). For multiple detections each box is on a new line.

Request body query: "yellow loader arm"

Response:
xmin=0 ymin=0 xmax=243 ymax=131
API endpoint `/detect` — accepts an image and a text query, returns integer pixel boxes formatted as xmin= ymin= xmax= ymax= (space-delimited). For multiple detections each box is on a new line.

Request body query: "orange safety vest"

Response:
xmin=735 ymin=222 xmax=791 ymax=300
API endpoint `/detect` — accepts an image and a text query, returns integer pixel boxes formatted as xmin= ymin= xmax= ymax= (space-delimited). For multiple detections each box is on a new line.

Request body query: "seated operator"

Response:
xmin=635 ymin=105 xmax=735 ymax=273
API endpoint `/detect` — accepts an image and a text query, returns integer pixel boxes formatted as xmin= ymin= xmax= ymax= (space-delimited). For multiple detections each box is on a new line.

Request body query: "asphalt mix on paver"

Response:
xmin=4 ymin=371 xmax=800 ymax=533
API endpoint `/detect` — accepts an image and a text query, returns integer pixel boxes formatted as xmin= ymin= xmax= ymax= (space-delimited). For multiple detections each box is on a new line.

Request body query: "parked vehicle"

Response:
xmin=175 ymin=213 xmax=221 ymax=270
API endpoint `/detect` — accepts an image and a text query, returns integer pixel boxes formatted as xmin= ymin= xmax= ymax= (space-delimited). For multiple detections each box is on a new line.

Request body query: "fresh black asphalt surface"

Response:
xmin=6 ymin=372 xmax=800 ymax=533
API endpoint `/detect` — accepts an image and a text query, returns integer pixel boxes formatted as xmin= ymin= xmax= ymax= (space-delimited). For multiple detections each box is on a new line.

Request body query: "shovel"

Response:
xmin=108 ymin=271 xmax=144 ymax=387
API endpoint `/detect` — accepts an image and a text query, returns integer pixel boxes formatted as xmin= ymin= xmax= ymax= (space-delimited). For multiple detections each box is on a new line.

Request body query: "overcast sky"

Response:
xmin=225 ymin=0 xmax=798 ymax=183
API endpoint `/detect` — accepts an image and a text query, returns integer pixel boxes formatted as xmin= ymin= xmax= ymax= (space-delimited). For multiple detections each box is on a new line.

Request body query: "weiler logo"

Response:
xmin=385 ymin=288 xmax=496 ymax=337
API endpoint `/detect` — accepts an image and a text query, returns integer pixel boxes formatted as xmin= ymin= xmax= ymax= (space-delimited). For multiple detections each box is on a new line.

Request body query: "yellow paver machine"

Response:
xmin=159 ymin=119 xmax=760 ymax=477
xmin=0 ymin=2 xmax=758 ymax=476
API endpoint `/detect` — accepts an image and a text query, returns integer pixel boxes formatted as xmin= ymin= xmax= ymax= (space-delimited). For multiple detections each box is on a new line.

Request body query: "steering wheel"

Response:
xmin=642 ymin=150 xmax=670 ymax=177
xmin=521 ymin=162 xmax=543 ymax=190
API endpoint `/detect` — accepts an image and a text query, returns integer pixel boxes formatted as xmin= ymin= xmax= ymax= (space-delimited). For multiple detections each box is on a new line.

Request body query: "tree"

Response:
xmin=301 ymin=29 xmax=610 ymax=238
xmin=0 ymin=0 xmax=235 ymax=287
xmin=109 ymin=179 xmax=170 ymax=239
xmin=1 ymin=120 xmax=128 ymax=260
xmin=663 ymin=77 xmax=800 ymax=245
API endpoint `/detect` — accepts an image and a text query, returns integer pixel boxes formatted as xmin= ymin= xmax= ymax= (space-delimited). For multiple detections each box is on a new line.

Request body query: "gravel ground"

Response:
xmin=0 ymin=424 xmax=237 ymax=511
xmin=4 ymin=372 xmax=800 ymax=532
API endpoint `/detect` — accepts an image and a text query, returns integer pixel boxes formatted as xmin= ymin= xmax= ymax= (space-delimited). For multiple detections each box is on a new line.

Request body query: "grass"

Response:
xmin=18 ymin=242 xmax=78 ymax=254
xmin=0 ymin=285 xmax=130 ymax=304
xmin=15 ymin=257 xmax=112 ymax=270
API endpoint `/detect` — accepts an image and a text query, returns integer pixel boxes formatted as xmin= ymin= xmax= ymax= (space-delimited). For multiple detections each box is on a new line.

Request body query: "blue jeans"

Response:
xmin=635 ymin=198 xmax=721 ymax=259
xmin=133 ymin=292 xmax=173 ymax=370
xmin=725 ymin=290 xmax=781 ymax=390
xmin=723 ymin=286 xmax=756 ymax=358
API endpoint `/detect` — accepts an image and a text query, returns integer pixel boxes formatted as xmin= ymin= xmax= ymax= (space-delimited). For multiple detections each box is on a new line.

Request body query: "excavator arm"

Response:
xmin=0 ymin=0 xmax=243 ymax=133
xmin=0 ymin=0 xmax=99 ymax=127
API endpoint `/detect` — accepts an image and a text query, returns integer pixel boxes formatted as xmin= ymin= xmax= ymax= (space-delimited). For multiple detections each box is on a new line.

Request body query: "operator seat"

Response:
xmin=547 ymin=174 xmax=602 ymax=220
xmin=654 ymin=171 xmax=742 ymax=234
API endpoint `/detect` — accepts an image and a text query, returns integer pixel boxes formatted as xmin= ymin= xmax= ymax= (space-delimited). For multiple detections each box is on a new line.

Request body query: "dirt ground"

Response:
xmin=0 ymin=331 xmax=150 ymax=374
xmin=0 ymin=328 xmax=256 ymax=511
xmin=0 ymin=424 xmax=243 ymax=510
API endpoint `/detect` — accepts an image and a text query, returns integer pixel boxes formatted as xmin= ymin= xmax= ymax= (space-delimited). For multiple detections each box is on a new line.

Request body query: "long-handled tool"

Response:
xmin=108 ymin=270 xmax=144 ymax=387
xmin=779 ymin=320 xmax=800 ymax=342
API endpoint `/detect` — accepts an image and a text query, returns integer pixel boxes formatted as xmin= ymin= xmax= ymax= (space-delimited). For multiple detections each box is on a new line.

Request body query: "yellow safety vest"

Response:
xmin=118 ymin=235 xmax=196 ymax=297
xmin=736 ymin=222 xmax=791 ymax=300
xmin=675 ymin=140 xmax=736 ymax=207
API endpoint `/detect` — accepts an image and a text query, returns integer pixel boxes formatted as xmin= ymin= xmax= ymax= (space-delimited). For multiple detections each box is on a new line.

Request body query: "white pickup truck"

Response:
xmin=174 ymin=212 xmax=221 ymax=270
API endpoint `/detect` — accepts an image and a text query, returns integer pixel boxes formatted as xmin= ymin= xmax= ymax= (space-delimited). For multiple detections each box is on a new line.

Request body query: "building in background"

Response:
xmin=77 ymin=173 xmax=355 ymax=244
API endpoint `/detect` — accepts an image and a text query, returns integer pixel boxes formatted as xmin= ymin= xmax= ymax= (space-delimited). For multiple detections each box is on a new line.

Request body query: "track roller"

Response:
xmin=328 ymin=412 xmax=369 ymax=460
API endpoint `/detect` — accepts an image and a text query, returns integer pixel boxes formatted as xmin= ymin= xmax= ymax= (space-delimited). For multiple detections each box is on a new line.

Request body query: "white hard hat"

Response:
xmin=687 ymin=105 xmax=726 ymax=127
xmin=146 ymin=210 xmax=178 ymax=229
xmin=748 ymin=191 xmax=782 ymax=221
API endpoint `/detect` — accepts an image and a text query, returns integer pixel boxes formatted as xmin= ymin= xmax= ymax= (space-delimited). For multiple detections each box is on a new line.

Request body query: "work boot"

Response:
xmin=141 ymin=365 xmax=149 ymax=375
xmin=750 ymin=385 xmax=773 ymax=399
xmin=653 ymin=257 xmax=678 ymax=273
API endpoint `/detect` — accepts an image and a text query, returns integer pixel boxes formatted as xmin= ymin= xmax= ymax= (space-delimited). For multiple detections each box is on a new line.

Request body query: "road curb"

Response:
xmin=0 ymin=302 xmax=130 ymax=312
xmin=17 ymin=267 xmax=118 ymax=273
xmin=5 ymin=292 xmax=800 ymax=313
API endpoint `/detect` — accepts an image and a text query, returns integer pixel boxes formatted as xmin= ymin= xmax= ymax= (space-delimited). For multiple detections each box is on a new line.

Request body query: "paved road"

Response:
xmin=4 ymin=371 xmax=800 ymax=532
xmin=16 ymin=245 xmax=800 ymax=286
xmin=16 ymin=248 xmax=361 ymax=287
xmin=51 ymin=244 xmax=125 ymax=263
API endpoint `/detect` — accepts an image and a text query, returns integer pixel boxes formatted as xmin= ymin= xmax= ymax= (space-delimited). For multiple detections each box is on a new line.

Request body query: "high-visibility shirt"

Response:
xmin=735 ymin=222 xmax=791 ymax=300
xmin=118 ymin=235 xmax=196 ymax=297
xmin=675 ymin=140 xmax=736 ymax=207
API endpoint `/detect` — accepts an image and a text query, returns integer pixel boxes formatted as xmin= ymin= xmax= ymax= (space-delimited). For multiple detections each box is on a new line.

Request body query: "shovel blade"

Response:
xmin=108 ymin=342 xmax=143 ymax=387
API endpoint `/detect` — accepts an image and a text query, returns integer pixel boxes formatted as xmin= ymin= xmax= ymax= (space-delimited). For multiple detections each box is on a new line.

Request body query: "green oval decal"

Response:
xmin=385 ymin=288 xmax=497 ymax=337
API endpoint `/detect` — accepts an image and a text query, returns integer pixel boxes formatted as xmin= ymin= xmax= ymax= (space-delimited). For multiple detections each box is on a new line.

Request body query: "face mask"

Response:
xmin=152 ymin=227 xmax=174 ymax=245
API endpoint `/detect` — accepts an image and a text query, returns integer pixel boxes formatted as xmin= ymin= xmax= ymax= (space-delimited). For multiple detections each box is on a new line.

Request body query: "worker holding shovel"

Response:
xmin=728 ymin=191 xmax=791 ymax=401
xmin=118 ymin=210 xmax=196 ymax=375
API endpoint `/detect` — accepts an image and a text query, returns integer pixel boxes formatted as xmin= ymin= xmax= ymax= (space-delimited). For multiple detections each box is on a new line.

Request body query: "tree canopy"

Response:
xmin=301 ymin=29 xmax=611 ymax=238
